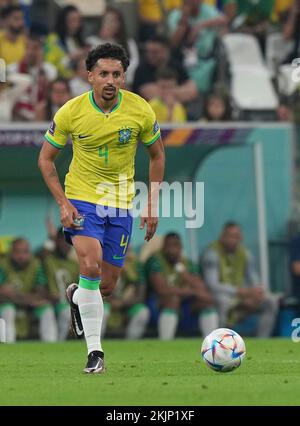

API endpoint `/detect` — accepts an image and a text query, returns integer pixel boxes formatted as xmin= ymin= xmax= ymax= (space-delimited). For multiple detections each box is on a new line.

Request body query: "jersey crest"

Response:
xmin=118 ymin=127 xmax=132 ymax=144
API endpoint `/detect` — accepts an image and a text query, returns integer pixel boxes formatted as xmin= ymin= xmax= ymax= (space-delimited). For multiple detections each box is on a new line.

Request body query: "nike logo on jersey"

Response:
xmin=113 ymin=255 xmax=125 ymax=260
xmin=78 ymin=134 xmax=92 ymax=139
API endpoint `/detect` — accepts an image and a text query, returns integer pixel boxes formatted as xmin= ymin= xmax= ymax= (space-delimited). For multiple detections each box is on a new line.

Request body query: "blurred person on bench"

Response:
xmin=201 ymin=222 xmax=279 ymax=337
xmin=144 ymin=232 xmax=218 ymax=339
xmin=0 ymin=238 xmax=57 ymax=342
xmin=102 ymin=247 xmax=150 ymax=339
xmin=43 ymin=228 xmax=79 ymax=341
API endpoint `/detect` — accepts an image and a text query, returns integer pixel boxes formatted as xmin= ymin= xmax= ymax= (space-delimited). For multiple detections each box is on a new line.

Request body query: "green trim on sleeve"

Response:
xmin=44 ymin=133 xmax=63 ymax=149
xmin=143 ymin=132 xmax=161 ymax=147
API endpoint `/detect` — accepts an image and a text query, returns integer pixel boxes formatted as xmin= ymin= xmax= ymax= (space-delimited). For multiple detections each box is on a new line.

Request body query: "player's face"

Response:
xmin=221 ymin=226 xmax=242 ymax=253
xmin=11 ymin=240 xmax=31 ymax=268
xmin=163 ymin=237 xmax=182 ymax=264
xmin=88 ymin=58 xmax=125 ymax=102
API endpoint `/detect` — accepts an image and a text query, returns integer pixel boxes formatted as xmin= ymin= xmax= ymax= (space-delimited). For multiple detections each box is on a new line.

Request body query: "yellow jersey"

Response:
xmin=44 ymin=89 xmax=161 ymax=209
xmin=139 ymin=0 xmax=182 ymax=22
xmin=0 ymin=31 xmax=25 ymax=65
xmin=149 ymin=97 xmax=187 ymax=123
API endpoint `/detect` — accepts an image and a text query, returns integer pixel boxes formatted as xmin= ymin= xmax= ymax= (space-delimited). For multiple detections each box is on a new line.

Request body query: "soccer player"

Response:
xmin=38 ymin=43 xmax=165 ymax=373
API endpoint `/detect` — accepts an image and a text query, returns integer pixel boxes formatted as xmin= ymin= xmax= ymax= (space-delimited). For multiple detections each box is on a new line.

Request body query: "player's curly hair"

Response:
xmin=86 ymin=43 xmax=130 ymax=72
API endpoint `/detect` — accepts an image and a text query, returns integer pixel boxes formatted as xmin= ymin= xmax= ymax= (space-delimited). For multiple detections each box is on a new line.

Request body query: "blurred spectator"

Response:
xmin=132 ymin=35 xmax=198 ymax=103
xmin=34 ymin=78 xmax=71 ymax=121
xmin=201 ymin=222 xmax=279 ymax=337
xmin=0 ymin=72 xmax=32 ymax=121
xmin=149 ymin=68 xmax=187 ymax=122
xmin=86 ymin=7 xmax=139 ymax=88
xmin=102 ymin=247 xmax=150 ymax=339
xmin=272 ymin=0 xmax=293 ymax=24
xmin=0 ymin=238 xmax=57 ymax=342
xmin=8 ymin=34 xmax=57 ymax=121
xmin=282 ymin=0 xmax=300 ymax=62
xmin=144 ymin=232 xmax=218 ymax=340
xmin=43 ymin=228 xmax=79 ymax=341
xmin=168 ymin=0 xmax=227 ymax=93
xmin=0 ymin=4 xmax=26 ymax=65
xmin=45 ymin=5 xmax=87 ymax=78
xmin=224 ymin=0 xmax=274 ymax=53
xmin=201 ymin=92 xmax=232 ymax=121
xmin=0 ymin=0 xmax=18 ymax=15
xmin=276 ymin=100 xmax=293 ymax=121
xmin=69 ymin=55 xmax=91 ymax=97
xmin=138 ymin=0 xmax=183 ymax=42
xmin=0 ymin=235 xmax=15 ymax=256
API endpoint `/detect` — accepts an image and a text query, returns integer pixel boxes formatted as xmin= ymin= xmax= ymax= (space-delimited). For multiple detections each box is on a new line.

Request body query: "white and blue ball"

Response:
xmin=201 ymin=328 xmax=246 ymax=373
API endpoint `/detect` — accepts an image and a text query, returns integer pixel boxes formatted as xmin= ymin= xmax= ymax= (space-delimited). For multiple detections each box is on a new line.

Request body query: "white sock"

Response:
xmin=158 ymin=309 xmax=178 ymax=340
xmin=198 ymin=309 xmax=219 ymax=337
xmin=73 ymin=278 xmax=103 ymax=354
xmin=126 ymin=305 xmax=150 ymax=339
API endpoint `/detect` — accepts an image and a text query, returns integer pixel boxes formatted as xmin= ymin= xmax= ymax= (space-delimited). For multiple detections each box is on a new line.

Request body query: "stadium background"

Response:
xmin=0 ymin=0 xmax=298 ymax=339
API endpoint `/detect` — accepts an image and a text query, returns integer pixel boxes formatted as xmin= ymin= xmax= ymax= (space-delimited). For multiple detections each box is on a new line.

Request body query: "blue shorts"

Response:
xmin=64 ymin=199 xmax=133 ymax=268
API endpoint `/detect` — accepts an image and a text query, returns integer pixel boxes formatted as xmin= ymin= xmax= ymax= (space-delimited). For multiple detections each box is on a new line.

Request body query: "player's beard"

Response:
xmin=102 ymin=86 xmax=117 ymax=101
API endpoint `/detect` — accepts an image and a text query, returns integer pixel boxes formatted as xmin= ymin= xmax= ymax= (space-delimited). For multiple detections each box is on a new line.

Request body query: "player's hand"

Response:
xmin=140 ymin=211 xmax=158 ymax=242
xmin=60 ymin=200 xmax=80 ymax=228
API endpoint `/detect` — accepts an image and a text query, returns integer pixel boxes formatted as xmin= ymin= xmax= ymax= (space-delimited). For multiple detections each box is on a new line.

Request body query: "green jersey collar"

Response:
xmin=89 ymin=90 xmax=123 ymax=115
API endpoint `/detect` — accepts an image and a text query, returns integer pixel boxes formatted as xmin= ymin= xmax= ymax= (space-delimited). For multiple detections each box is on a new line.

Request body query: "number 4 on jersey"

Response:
xmin=99 ymin=145 xmax=109 ymax=165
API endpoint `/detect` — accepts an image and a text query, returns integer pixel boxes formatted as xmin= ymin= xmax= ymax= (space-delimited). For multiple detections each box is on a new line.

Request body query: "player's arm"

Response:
xmin=140 ymin=136 xmax=165 ymax=241
xmin=38 ymin=142 xmax=79 ymax=228
xmin=38 ymin=104 xmax=80 ymax=228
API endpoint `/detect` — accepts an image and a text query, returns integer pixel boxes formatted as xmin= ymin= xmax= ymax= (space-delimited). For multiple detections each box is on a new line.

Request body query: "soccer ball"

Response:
xmin=201 ymin=328 xmax=246 ymax=373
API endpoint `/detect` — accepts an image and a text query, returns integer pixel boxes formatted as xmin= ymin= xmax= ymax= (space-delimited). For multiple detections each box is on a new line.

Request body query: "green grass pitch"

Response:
xmin=0 ymin=338 xmax=299 ymax=406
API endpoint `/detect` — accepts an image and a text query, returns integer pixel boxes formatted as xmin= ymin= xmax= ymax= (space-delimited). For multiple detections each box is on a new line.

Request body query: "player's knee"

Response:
xmin=80 ymin=256 xmax=101 ymax=278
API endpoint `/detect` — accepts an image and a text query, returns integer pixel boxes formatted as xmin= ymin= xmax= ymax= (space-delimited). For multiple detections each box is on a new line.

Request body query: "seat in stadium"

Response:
xmin=223 ymin=33 xmax=265 ymax=68
xmin=222 ymin=33 xmax=278 ymax=114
